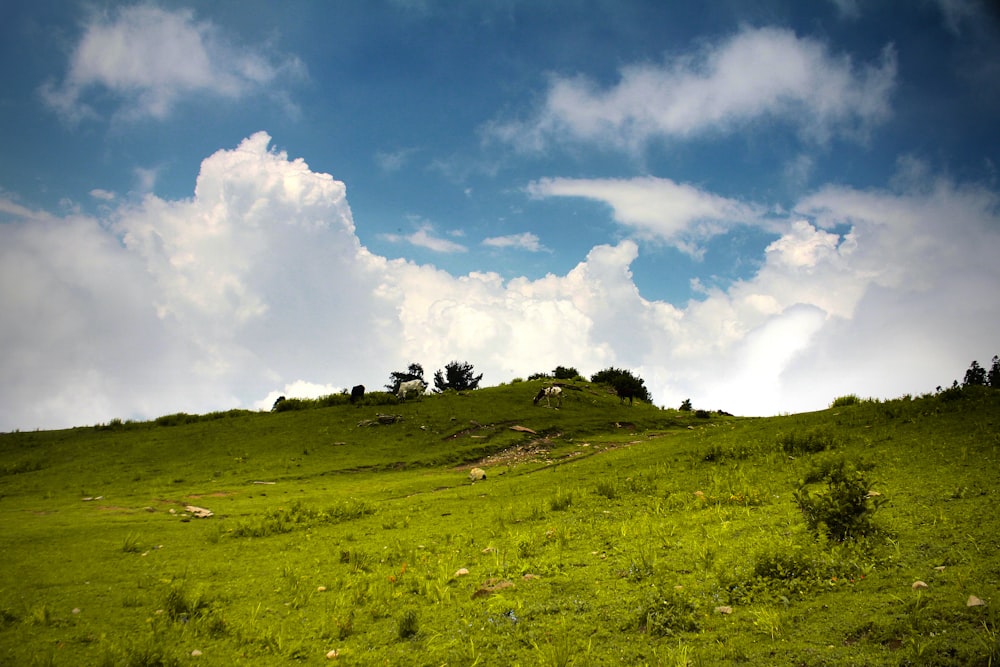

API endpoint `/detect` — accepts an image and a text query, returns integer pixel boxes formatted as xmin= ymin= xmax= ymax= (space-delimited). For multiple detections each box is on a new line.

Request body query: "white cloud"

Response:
xmin=89 ymin=188 xmax=116 ymax=201
xmin=381 ymin=222 xmax=468 ymax=253
xmin=527 ymin=175 xmax=765 ymax=254
xmin=490 ymin=26 xmax=896 ymax=151
xmin=253 ymin=380 xmax=344 ymax=412
xmin=1 ymin=134 xmax=997 ymax=430
xmin=482 ymin=232 xmax=546 ymax=252
xmin=41 ymin=5 xmax=304 ymax=122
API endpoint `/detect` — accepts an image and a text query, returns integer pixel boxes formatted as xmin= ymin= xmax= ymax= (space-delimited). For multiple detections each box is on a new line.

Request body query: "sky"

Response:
xmin=1 ymin=0 xmax=999 ymax=430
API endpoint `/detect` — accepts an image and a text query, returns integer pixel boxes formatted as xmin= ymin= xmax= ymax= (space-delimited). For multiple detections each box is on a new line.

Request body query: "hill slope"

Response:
xmin=0 ymin=381 xmax=998 ymax=665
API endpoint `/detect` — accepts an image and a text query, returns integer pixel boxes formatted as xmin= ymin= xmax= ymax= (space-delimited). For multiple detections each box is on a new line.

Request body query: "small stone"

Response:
xmin=72 ymin=608 xmax=81 ymax=615
xmin=912 ymin=580 xmax=929 ymax=590
xmin=317 ymin=586 xmax=327 ymax=592
xmin=326 ymin=649 xmax=340 ymax=659
xmin=967 ymin=595 xmax=986 ymax=607
xmin=714 ymin=606 xmax=733 ymax=614
xmin=934 ymin=566 xmax=946 ymax=572
xmin=455 ymin=568 xmax=470 ymax=577
xmin=522 ymin=573 xmax=540 ymax=580
xmin=191 ymin=649 xmax=202 ymax=657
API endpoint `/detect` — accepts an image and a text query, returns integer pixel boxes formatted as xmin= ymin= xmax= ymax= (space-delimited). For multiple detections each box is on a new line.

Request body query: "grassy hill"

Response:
xmin=0 ymin=380 xmax=997 ymax=665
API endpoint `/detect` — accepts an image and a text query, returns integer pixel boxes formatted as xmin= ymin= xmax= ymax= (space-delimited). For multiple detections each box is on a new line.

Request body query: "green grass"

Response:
xmin=0 ymin=380 xmax=997 ymax=665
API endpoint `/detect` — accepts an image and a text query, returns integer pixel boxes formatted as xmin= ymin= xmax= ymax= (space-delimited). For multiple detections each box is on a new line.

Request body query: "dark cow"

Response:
xmin=616 ymin=386 xmax=635 ymax=406
xmin=350 ymin=385 xmax=365 ymax=404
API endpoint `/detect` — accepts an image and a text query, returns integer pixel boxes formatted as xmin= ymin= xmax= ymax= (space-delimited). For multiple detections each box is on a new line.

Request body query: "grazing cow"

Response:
xmin=350 ymin=385 xmax=365 ymax=403
xmin=533 ymin=386 xmax=563 ymax=408
xmin=397 ymin=379 xmax=427 ymax=401
xmin=616 ymin=386 xmax=635 ymax=406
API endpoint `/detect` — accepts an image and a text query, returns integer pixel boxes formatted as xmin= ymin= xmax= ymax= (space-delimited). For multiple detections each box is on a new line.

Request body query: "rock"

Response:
xmin=510 ymin=425 xmax=537 ymax=434
xmin=714 ymin=606 xmax=733 ymax=614
xmin=934 ymin=565 xmax=946 ymax=572
xmin=522 ymin=573 xmax=540 ymax=580
xmin=72 ymin=608 xmax=81 ymax=615
xmin=454 ymin=568 xmax=470 ymax=577
xmin=184 ymin=505 xmax=214 ymax=518
xmin=469 ymin=468 xmax=487 ymax=481
xmin=326 ymin=649 xmax=340 ymax=659
xmin=912 ymin=581 xmax=929 ymax=590
xmin=317 ymin=586 xmax=327 ymax=592
xmin=191 ymin=650 xmax=202 ymax=657
xmin=967 ymin=595 xmax=986 ymax=607
xmin=472 ymin=578 xmax=514 ymax=598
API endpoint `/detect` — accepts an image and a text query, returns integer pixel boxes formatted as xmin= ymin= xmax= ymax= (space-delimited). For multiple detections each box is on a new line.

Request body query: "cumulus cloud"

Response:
xmin=1 ymin=135 xmax=997 ymax=430
xmin=254 ymin=380 xmax=345 ymax=412
xmin=489 ymin=26 xmax=896 ymax=151
xmin=527 ymin=175 xmax=765 ymax=253
xmin=41 ymin=5 xmax=304 ymax=122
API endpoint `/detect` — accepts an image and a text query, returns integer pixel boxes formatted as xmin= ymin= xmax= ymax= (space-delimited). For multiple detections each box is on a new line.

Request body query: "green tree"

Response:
xmin=590 ymin=367 xmax=651 ymax=403
xmin=988 ymin=355 xmax=1000 ymax=388
xmin=963 ymin=360 xmax=987 ymax=387
xmin=386 ymin=363 xmax=425 ymax=393
xmin=553 ymin=366 xmax=580 ymax=380
xmin=679 ymin=398 xmax=692 ymax=412
xmin=433 ymin=361 xmax=483 ymax=392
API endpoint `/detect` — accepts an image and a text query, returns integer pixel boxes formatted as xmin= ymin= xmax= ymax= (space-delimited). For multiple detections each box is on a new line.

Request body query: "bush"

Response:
xmin=591 ymin=367 xmax=651 ymax=403
xmin=780 ymin=430 xmax=839 ymax=455
xmin=831 ymin=394 xmax=861 ymax=407
xmin=553 ymin=366 xmax=580 ymax=380
xmin=636 ymin=588 xmax=699 ymax=637
xmin=794 ymin=458 xmax=884 ymax=541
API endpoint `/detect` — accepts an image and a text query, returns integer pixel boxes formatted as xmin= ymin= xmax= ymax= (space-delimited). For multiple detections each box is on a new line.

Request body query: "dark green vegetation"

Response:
xmin=1 ymin=380 xmax=998 ymax=665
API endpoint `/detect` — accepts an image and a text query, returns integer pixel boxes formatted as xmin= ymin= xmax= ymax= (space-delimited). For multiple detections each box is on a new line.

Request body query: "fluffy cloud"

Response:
xmin=41 ymin=5 xmax=303 ymax=122
xmin=527 ymin=176 xmax=764 ymax=253
xmin=490 ymin=26 xmax=896 ymax=151
xmin=1 ymin=135 xmax=997 ymax=430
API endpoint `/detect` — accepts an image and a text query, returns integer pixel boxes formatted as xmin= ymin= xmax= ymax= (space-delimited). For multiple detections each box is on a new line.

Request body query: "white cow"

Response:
xmin=533 ymin=386 xmax=563 ymax=408
xmin=397 ymin=379 xmax=427 ymax=401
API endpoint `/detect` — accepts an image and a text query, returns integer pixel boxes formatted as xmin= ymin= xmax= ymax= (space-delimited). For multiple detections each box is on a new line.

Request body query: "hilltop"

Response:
xmin=0 ymin=380 xmax=997 ymax=665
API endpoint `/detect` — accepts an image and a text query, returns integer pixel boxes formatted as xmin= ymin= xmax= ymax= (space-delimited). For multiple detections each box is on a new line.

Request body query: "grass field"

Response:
xmin=0 ymin=380 xmax=998 ymax=665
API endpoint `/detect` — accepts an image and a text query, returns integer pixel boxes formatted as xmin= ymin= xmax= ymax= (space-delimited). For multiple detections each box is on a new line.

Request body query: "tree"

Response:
xmin=386 ymin=363 xmax=425 ymax=393
xmin=590 ymin=367 xmax=651 ymax=403
xmin=989 ymin=355 xmax=1000 ymax=389
xmin=434 ymin=361 xmax=483 ymax=392
xmin=679 ymin=399 xmax=692 ymax=412
xmin=963 ymin=360 xmax=987 ymax=387
xmin=553 ymin=366 xmax=580 ymax=380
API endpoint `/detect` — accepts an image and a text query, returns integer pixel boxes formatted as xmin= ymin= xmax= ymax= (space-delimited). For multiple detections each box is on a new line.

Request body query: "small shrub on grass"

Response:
xmin=397 ymin=609 xmax=419 ymax=640
xmin=831 ymin=394 xmax=861 ymax=407
xmin=635 ymin=588 xmax=699 ymax=637
xmin=162 ymin=585 xmax=210 ymax=622
xmin=121 ymin=532 xmax=142 ymax=553
xmin=780 ymin=430 xmax=839 ymax=455
xmin=594 ymin=479 xmax=619 ymax=500
xmin=549 ymin=488 xmax=574 ymax=511
xmin=794 ymin=458 xmax=884 ymax=541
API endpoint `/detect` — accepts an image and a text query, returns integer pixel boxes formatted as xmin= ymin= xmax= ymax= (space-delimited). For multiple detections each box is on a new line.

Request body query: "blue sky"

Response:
xmin=1 ymin=0 xmax=999 ymax=430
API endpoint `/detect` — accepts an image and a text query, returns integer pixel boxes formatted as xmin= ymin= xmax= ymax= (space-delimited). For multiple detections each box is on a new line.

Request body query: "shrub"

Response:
xmin=794 ymin=458 xmax=884 ymax=541
xmin=831 ymin=394 xmax=861 ymax=407
xmin=780 ymin=430 xmax=839 ymax=455
xmin=553 ymin=366 xmax=580 ymax=380
xmin=636 ymin=588 xmax=699 ymax=636
xmin=591 ymin=367 xmax=651 ymax=403
xmin=397 ymin=609 xmax=419 ymax=640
